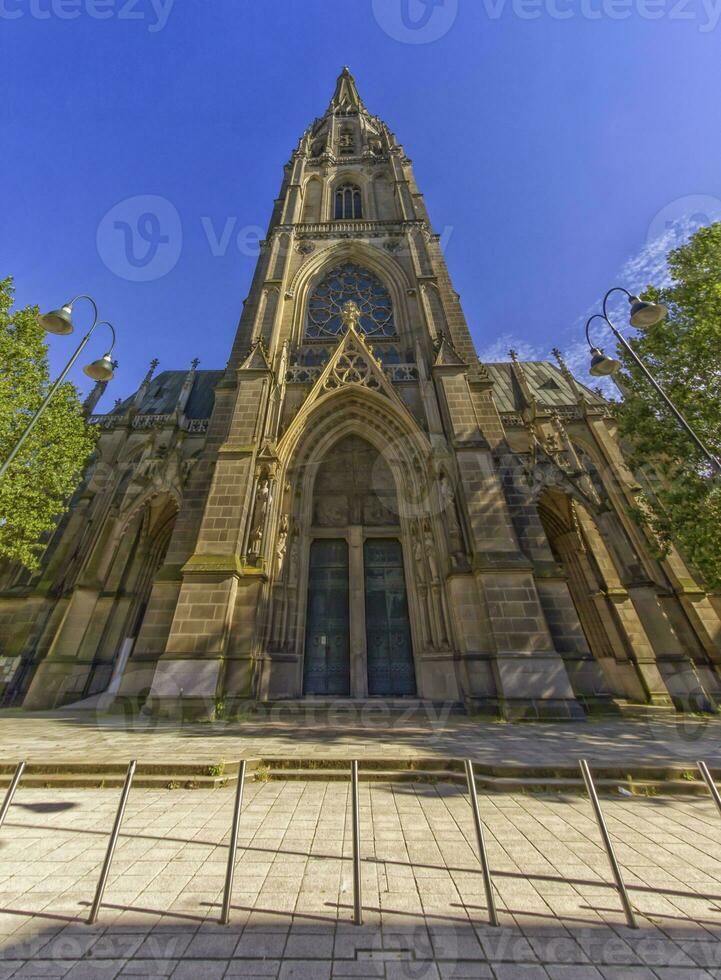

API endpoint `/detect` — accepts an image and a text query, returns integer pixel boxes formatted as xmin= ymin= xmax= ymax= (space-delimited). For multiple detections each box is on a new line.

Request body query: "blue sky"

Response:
xmin=2 ymin=0 xmax=719 ymax=410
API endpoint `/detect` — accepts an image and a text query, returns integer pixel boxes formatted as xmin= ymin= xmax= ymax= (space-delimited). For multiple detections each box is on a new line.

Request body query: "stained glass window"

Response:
xmin=306 ymin=262 xmax=396 ymax=339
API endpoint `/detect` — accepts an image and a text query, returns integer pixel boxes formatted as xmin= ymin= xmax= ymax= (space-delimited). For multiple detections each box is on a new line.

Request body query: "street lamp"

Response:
xmin=0 ymin=295 xmax=118 ymax=482
xmin=585 ymin=286 xmax=720 ymax=474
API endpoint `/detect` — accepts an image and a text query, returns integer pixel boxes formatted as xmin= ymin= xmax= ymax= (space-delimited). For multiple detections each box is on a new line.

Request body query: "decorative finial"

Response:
xmin=551 ymin=346 xmax=586 ymax=405
xmin=551 ymin=347 xmax=568 ymax=372
xmin=190 ymin=358 xmax=200 ymax=372
xmin=141 ymin=357 xmax=159 ymax=385
xmin=508 ymin=348 xmax=519 ymax=362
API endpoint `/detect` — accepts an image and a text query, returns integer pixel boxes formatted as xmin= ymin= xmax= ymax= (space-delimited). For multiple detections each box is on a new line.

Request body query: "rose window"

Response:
xmin=306 ymin=262 xmax=396 ymax=339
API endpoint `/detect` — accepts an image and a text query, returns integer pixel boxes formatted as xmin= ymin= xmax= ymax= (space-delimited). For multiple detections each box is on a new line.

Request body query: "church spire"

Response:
xmin=329 ymin=66 xmax=365 ymax=112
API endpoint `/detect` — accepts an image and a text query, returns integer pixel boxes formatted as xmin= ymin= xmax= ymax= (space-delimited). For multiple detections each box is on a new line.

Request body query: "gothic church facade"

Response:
xmin=2 ymin=69 xmax=720 ymax=718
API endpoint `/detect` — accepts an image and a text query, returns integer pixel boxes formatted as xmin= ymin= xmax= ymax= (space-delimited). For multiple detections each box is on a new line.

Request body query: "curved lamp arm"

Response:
xmin=69 ymin=294 xmax=99 ymax=325
xmin=96 ymin=321 xmax=117 ymax=353
xmin=602 ymin=286 xmax=633 ymax=322
xmin=585 ymin=313 xmax=609 ymax=350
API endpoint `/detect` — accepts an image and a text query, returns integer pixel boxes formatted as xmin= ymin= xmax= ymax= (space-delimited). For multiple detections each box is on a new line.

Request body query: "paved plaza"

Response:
xmin=2 ymin=709 xmax=721 ymax=976
xmin=1 ymin=779 xmax=721 ymax=978
xmin=1 ymin=708 xmax=720 ymax=768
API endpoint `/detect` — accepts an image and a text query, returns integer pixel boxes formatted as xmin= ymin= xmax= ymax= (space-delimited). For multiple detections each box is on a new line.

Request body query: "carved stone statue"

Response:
xmin=255 ymin=478 xmax=270 ymax=519
xmin=423 ymin=519 xmax=439 ymax=583
xmin=247 ymin=476 xmax=271 ymax=559
xmin=276 ymin=515 xmax=289 ymax=574
xmin=412 ymin=522 xmax=426 ymax=583
xmin=248 ymin=524 xmax=263 ymax=557
xmin=341 ymin=300 xmax=361 ymax=332
xmin=288 ymin=533 xmax=299 ymax=584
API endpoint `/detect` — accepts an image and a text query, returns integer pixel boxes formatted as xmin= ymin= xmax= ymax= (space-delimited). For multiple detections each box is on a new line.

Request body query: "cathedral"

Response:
xmin=2 ymin=68 xmax=720 ymax=719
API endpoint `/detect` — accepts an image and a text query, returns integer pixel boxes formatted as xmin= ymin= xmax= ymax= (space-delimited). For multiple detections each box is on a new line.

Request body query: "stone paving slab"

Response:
xmin=0 ymin=709 xmax=720 ymax=769
xmin=0 ymin=780 xmax=721 ymax=976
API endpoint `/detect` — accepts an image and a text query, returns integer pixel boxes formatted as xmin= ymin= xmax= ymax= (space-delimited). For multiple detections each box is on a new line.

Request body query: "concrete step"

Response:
xmin=255 ymin=761 xmax=716 ymax=796
xmin=0 ymin=762 xmax=235 ymax=777
xmin=0 ymin=773 xmax=234 ymax=790
xmin=256 ymin=757 xmax=716 ymax=781
xmin=241 ymin=699 xmax=467 ymax=720
xmin=0 ymin=761 xmax=244 ymax=790
xmin=1 ymin=757 xmax=717 ymax=796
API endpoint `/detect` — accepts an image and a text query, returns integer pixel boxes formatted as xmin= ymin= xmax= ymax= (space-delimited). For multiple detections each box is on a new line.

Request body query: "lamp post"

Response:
xmin=0 ymin=295 xmax=117 ymax=482
xmin=585 ymin=286 xmax=720 ymax=475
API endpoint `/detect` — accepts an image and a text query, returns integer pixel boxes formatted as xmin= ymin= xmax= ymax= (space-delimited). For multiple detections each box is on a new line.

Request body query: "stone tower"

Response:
xmin=3 ymin=68 xmax=720 ymax=717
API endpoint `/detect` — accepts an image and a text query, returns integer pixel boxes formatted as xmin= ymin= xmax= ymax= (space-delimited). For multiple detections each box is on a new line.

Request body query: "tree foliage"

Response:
xmin=612 ymin=223 xmax=721 ymax=590
xmin=0 ymin=277 xmax=97 ymax=570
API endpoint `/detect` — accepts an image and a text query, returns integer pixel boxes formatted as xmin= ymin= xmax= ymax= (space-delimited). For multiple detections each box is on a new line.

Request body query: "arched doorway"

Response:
xmin=82 ymin=494 xmax=178 ymax=698
xmin=302 ymin=434 xmax=416 ymax=697
xmin=538 ymin=489 xmax=616 ymax=664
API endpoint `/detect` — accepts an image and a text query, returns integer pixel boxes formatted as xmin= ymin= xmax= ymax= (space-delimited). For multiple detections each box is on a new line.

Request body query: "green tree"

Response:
xmin=613 ymin=222 xmax=721 ymax=590
xmin=0 ymin=277 xmax=97 ymax=570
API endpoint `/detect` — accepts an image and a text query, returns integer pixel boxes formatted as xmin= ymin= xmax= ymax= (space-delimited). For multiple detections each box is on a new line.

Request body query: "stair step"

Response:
xmin=0 ymin=762 xmax=241 ymax=777
xmin=0 ymin=757 xmax=715 ymax=794
xmin=0 ymin=773 xmax=236 ymax=790
xmin=257 ymin=768 xmax=714 ymax=796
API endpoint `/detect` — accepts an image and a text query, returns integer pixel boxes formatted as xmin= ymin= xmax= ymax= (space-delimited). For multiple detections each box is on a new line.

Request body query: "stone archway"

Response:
xmin=257 ymin=381 xmax=458 ymax=702
xmin=81 ymin=494 xmax=178 ymax=699
xmin=536 ymin=487 xmax=649 ymax=701
xmin=302 ymin=434 xmax=416 ymax=698
xmin=538 ymin=490 xmax=616 ymax=664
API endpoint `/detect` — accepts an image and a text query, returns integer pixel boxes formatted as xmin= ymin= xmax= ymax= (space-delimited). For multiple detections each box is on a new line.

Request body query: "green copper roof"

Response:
xmin=109 ymin=370 xmax=223 ymax=419
xmin=484 ymin=361 xmax=606 ymax=414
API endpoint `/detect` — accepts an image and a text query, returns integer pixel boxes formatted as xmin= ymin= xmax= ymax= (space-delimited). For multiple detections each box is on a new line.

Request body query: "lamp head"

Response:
xmin=589 ymin=347 xmax=620 ymax=377
xmin=83 ymin=353 xmax=115 ymax=382
xmin=38 ymin=303 xmax=74 ymax=335
xmin=628 ymin=295 xmax=667 ymax=328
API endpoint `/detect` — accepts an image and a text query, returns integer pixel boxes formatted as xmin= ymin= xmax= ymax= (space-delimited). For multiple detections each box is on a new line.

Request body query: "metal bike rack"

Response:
xmin=697 ymin=761 xmax=721 ymax=816
xmin=579 ymin=759 xmax=637 ymax=929
xmin=351 ymin=760 xmax=362 ymax=926
xmin=0 ymin=762 xmax=26 ymax=832
xmin=87 ymin=760 xmax=137 ymax=924
xmin=464 ymin=760 xmax=499 ymax=926
xmin=220 ymin=760 xmax=247 ymax=925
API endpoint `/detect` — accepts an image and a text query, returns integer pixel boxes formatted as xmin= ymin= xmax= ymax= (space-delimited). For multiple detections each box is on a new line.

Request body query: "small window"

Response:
xmin=334 ymin=183 xmax=362 ymax=220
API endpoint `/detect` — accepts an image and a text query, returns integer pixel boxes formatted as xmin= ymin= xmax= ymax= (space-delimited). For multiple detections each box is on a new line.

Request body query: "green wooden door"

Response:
xmin=364 ymin=538 xmax=416 ymax=696
xmin=303 ymin=540 xmax=350 ymax=696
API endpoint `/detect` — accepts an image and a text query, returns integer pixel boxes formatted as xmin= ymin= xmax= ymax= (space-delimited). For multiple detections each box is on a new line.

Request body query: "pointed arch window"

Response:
xmin=334 ymin=183 xmax=362 ymax=220
xmin=306 ymin=262 xmax=396 ymax=339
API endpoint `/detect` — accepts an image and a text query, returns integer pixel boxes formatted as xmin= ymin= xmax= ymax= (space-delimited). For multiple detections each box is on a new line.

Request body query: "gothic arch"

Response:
xmin=301 ymin=176 xmax=322 ymax=223
xmin=273 ymin=394 xmax=451 ymax=695
xmin=77 ymin=492 xmax=179 ymax=700
xmin=288 ymin=240 xmax=414 ymax=345
xmin=329 ymin=170 xmax=371 ymax=219
xmin=277 ymin=381 xmax=433 ymax=486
